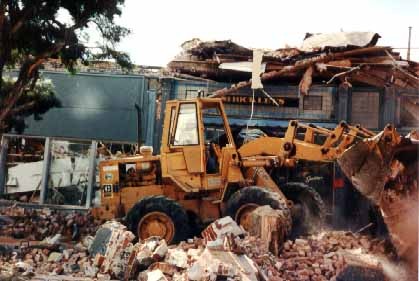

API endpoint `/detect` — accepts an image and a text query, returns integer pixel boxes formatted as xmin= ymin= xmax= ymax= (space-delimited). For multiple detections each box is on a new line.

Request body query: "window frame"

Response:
xmin=202 ymin=105 xmax=232 ymax=147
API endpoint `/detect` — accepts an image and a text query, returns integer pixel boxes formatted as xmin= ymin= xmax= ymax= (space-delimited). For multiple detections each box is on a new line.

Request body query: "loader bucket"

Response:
xmin=337 ymin=132 xmax=394 ymax=204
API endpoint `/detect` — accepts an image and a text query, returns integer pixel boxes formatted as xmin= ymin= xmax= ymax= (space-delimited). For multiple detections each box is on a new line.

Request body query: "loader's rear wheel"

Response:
xmin=281 ymin=182 xmax=326 ymax=237
xmin=226 ymin=186 xmax=291 ymax=231
xmin=126 ymin=196 xmax=190 ymax=244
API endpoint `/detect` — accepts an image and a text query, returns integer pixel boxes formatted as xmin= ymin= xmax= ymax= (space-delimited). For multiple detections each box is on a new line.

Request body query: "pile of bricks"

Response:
xmin=0 ymin=206 xmax=100 ymax=241
xmin=0 ymin=208 xmax=404 ymax=281
xmin=240 ymin=231 xmax=393 ymax=281
xmin=0 ymin=236 xmax=96 ymax=279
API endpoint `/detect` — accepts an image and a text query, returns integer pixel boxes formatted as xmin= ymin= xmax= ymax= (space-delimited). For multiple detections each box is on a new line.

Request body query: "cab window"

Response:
xmin=202 ymin=106 xmax=230 ymax=147
xmin=173 ymin=103 xmax=199 ymax=146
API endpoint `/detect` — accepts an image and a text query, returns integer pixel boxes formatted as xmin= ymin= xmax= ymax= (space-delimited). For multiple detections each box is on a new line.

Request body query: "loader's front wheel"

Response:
xmin=137 ymin=211 xmax=175 ymax=242
xmin=281 ymin=182 xmax=326 ymax=237
xmin=126 ymin=196 xmax=190 ymax=244
xmin=226 ymin=186 xmax=291 ymax=231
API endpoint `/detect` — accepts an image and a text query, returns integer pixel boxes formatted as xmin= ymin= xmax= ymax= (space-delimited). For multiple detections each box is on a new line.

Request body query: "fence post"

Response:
xmin=39 ymin=137 xmax=52 ymax=204
xmin=0 ymin=136 xmax=9 ymax=195
xmin=85 ymin=141 xmax=97 ymax=208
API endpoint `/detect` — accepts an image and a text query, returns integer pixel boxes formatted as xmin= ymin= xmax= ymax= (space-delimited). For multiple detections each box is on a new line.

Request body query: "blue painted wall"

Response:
xmin=13 ymin=71 xmax=146 ymax=143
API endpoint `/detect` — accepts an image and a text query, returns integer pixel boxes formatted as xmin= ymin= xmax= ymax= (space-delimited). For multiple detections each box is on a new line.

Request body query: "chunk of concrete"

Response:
xmin=187 ymin=248 xmax=258 ymax=281
xmin=248 ymin=205 xmax=291 ymax=256
xmin=165 ymin=248 xmax=188 ymax=268
xmin=89 ymin=221 xmax=135 ymax=279
xmin=202 ymin=216 xmax=245 ymax=242
xmin=153 ymin=240 xmax=168 ymax=260
xmin=48 ymin=252 xmax=63 ymax=263
xmin=147 ymin=269 xmax=168 ymax=281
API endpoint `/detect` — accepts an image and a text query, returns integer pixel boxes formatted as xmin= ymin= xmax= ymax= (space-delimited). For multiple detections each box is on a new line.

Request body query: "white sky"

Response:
xmin=112 ymin=0 xmax=418 ymax=66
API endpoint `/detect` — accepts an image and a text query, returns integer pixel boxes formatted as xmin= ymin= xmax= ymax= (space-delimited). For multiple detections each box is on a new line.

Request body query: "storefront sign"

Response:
xmin=221 ymin=95 xmax=299 ymax=107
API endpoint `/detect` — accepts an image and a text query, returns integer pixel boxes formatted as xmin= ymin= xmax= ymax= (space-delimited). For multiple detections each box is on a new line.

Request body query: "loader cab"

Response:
xmin=160 ymin=98 xmax=242 ymax=192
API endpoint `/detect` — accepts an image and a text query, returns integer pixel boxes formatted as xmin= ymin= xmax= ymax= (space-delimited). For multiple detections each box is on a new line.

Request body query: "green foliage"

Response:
xmin=0 ymin=0 xmax=131 ymax=132
xmin=4 ymin=0 xmax=131 ymax=70
xmin=1 ymin=76 xmax=61 ymax=133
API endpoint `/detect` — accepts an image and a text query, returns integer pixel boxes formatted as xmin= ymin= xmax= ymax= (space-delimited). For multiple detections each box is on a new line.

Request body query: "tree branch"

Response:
xmin=9 ymin=100 xmax=36 ymax=116
xmin=10 ymin=6 xmax=35 ymax=35
xmin=0 ymin=42 xmax=64 ymax=125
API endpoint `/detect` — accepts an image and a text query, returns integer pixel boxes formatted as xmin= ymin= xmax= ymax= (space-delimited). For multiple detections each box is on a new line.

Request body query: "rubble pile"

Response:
xmin=0 ymin=209 xmax=405 ymax=281
xmin=0 ymin=205 xmax=100 ymax=241
xmin=0 ymin=236 xmax=96 ymax=279
xmin=240 ymin=231 xmax=394 ymax=281
xmin=169 ymin=32 xmax=419 ymax=94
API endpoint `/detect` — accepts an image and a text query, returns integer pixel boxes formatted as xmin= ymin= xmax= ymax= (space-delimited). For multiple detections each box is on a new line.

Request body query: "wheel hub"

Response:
xmin=137 ymin=211 xmax=175 ymax=242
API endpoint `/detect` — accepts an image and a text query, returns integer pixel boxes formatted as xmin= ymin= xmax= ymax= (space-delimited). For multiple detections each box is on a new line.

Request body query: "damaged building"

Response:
xmin=0 ymin=32 xmax=417 ymax=223
xmin=0 ymin=31 xmax=418 ymax=281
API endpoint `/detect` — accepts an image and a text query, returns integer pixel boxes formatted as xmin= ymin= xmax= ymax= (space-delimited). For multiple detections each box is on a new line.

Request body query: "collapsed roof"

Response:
xmin=168 ymin=32 xmax=419 ymax=95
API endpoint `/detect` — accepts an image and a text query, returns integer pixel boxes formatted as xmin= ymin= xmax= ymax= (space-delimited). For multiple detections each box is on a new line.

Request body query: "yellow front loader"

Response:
xmin=93 ymin=97 xmax=381 ymax=245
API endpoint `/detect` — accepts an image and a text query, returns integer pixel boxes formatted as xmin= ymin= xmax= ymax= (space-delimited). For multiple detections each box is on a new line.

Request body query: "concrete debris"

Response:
xmin=248 ymin=205 xmax=291 ymax=256
xmin=145 ymin=269 xmax=168 ymax=281
xmin=188 ymin=248 xmax=258 ymax=281
xmin=239 ymin=231 xmax=401 ymax=281
xmin=0 ymin=207 xmax=412 ymax=281
xmin=48 ymin=252 xmax=63 ymax=262
xmin=201 ymin=216 xmax=245 ymax=251
xmin=90 ymin=221 xmax=136 ymax=279
xmin=164 ymin=249 xmax=188 ymax=268
xmin=42 ymin=234 xmax=63 ymax=245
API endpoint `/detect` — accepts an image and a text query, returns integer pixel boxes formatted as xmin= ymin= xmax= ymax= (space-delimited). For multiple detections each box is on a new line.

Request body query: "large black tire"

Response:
xmin=126 ymin=196 xmax=190 ymax=244
xmin=226 ymin=186 xmax=291 ymax=229
xmin=280 ymin=182 xmax=326 ymax=237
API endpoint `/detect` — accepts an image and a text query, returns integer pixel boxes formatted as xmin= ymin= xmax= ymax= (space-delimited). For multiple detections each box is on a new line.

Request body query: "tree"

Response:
xmin=0 ymin=0 xmax=131 ymax=133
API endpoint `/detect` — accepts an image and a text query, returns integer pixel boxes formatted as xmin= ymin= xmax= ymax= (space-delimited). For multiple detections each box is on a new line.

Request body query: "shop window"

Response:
xmin=46 ymin=140 xmax=91 ymax=206
xmin=5 ymin=136 xmax=45 ymax=200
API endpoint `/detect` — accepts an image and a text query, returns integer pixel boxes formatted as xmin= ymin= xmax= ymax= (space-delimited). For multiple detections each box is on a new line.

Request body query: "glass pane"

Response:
xmin=46 ymin=140 xmax=91 ymax=206
xmin=202 ymin=106 xmax=229 ymax=147
xmin=5 ymin=136 xmax=45 ymax=202
xmin=173 ymin=103 xmax=199 ymax=146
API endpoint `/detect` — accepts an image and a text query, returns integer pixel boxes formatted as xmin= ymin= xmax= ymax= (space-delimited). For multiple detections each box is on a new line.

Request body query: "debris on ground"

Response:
xmin=0 ymin=205 xmax=100 ymax=241
xmin=0 ymin=207 xmax=413 ymax=281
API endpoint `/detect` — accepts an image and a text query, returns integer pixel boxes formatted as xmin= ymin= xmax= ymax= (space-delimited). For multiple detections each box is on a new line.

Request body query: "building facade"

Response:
xmin=0 ymin=71 xmax=417 ymax=209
